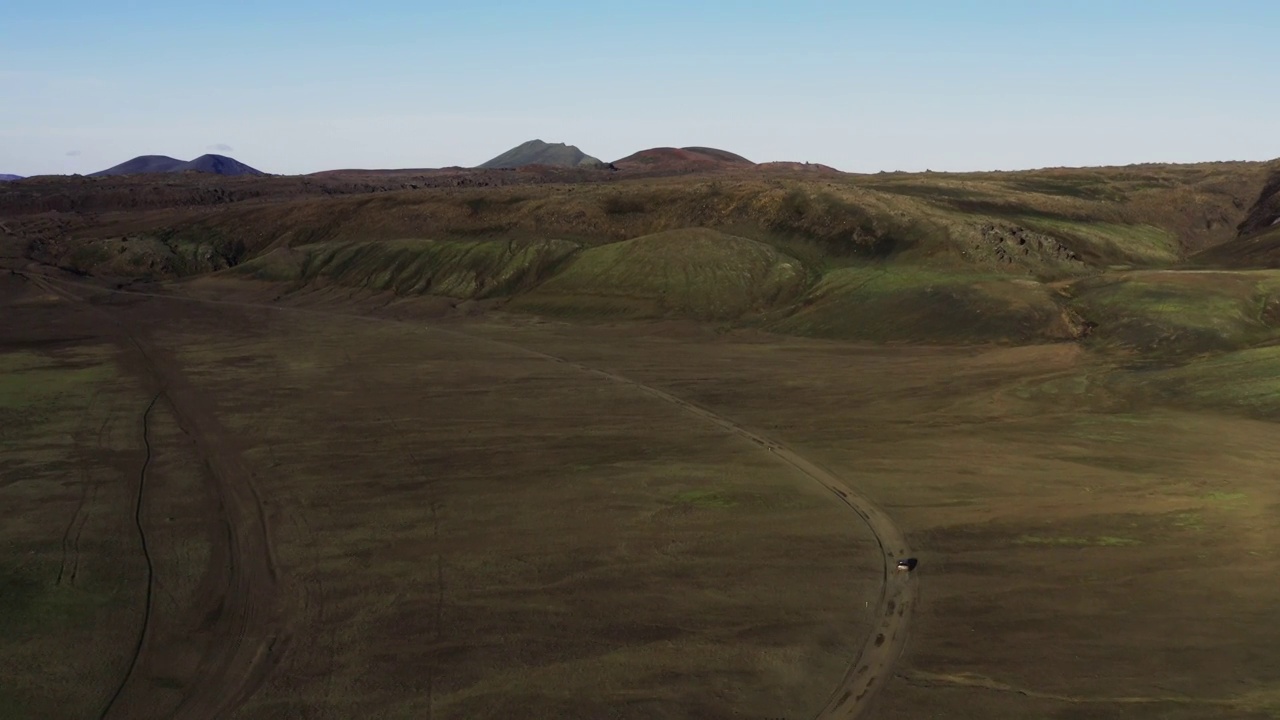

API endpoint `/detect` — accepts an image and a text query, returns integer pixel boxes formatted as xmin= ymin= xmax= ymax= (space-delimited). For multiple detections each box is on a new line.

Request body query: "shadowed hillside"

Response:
xmin=1193 ymin=161 xmax=1280 ymax=267
xmin=1236 ymin=165 xmax=1280 ymax=237
xmin=0 ymin=174 xmax=22 ymax=182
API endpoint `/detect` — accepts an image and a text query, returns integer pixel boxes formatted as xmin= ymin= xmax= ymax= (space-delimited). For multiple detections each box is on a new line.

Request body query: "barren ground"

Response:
xmin=4 ymin=272 xmax=1280 ymax=718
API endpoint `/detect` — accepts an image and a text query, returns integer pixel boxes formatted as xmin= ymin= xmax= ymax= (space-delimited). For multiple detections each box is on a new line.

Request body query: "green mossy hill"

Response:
xmin=769 ymin=267 xmax=1088 ymax=344
xmin=234 ymin=238 xmax=581 ymax=299
xmin=1066 ymin=270 xmax=1280 ymax=354
xmin=511 ymin=229 xmax=811 ymax=320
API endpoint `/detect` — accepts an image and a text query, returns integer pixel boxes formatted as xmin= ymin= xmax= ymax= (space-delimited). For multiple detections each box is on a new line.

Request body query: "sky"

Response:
xmin=3 ymin=0 xmax=1280 ymax=176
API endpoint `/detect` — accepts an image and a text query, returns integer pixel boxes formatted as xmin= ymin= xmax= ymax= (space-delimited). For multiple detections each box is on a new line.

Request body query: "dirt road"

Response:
xmin=513 ymin=350 xmax=917 ymax=720
xmin=30 ymin=273 xmax=915 ymax=719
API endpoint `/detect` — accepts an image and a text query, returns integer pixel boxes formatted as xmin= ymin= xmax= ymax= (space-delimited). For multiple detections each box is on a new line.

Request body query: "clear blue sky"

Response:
xmin=3 ymin=0 xmax=1279 ymax=176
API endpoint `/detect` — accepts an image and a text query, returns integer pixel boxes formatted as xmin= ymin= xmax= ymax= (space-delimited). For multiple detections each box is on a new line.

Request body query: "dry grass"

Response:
xmin=8 ymin=272 xmax=1280 ymax=717
xmin=6 ymin=157 xmax=1280 ymax=718
xmin=0 ymin=298 xmax=145 ymax=719
xmin=1 ymin=282 xmax=881 ymax=719
xmin=472 ymin=317 xmax=1280 ymax=720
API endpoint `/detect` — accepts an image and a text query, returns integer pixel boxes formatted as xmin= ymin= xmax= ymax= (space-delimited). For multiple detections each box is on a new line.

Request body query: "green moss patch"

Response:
xmin=0 ymin=350 xmax=111 ymax=410
xmin=770 ymin=266 xmax=1082 ymax=343
xmin=513 ymin=229 xmax=810 ymax=321
xmin=671 ymin=490 xmax=736 ymax=509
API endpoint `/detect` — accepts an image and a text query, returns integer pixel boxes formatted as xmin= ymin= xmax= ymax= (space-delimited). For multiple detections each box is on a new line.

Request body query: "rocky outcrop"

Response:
xmin=977 ymin=223 xmax=1082 ymax=267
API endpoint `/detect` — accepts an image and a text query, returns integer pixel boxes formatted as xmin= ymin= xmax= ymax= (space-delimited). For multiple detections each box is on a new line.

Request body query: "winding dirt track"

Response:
xmin=518 ymin=349 xmax=917 ymax=720
xmin=29 ymin=273 xmax=915 ymax=719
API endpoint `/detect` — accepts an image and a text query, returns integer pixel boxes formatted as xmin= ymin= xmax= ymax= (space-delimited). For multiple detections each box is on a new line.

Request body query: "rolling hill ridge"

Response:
xmin=8 ymin=156 xmax=1280 ymax=356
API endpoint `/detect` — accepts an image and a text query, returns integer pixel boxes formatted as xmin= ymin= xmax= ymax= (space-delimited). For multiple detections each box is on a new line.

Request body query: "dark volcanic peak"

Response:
xmin=0 ymin=174 xmax=23 ymax=182
xmin=477 ymin=139 xmax=603 ymax=170
xmin=91 ymin=153 xmax=264 ymax=177
xmin=91 ymin=155 xmax=185 ymax=176
xmin=182 ymin=154 xmax=264 ymax=176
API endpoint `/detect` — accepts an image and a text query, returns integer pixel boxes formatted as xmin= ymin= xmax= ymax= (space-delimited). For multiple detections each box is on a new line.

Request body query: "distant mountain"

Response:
xmin=611 ymin=147 xmax=755 ymax=173
xmin=91 ymin=154 xmax=264 ymax=177
xmin=181 ymin=154 xmax=264 ymax=176
xmin=92 ymin=155 xmax=184 ymax=175
xmin=0 ymin=174 xmax=22 ymax=182
xmin=477 ymin=140 xmax=603 ymax=169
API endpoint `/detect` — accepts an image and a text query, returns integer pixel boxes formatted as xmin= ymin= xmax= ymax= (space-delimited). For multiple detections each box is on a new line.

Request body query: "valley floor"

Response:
xmin=3 ymin=272 xmax=1279 ymax=719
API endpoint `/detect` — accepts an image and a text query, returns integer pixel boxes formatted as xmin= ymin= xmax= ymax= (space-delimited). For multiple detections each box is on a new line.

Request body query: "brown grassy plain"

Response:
xmin=466 ymin=315 xmax=1280 ymax=719
xmin=2 ymin=273 xmax=886 ymax=719
xmin=10 ymin=269 xmax=1277 ymax=718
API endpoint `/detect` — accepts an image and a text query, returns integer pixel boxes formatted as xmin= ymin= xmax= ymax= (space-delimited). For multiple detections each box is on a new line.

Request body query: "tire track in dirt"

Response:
xmin=897 ymin=670 xmax=1238 ymax=707
xmin=69 ymin=416 xmax=114 ymax=587
xmin=57 ymin=388 xmax=103 ymax=586
xmin=98 ymin=392 xmax=162 ymax=720
xmin=156 ymin=379 xmax=285 ymax=720
xmin=32 ymin=275 xmax=916 ymax=719
xmin=27 ymin=274 xmax=287 ymax=720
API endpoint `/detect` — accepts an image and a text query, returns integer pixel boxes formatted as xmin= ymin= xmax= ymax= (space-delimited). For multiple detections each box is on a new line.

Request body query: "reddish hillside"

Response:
xmin=611 ymin=147 xmax=755 ymax=174
xmin=680 ymin=147 xmax=753 ymax=164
